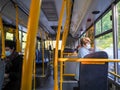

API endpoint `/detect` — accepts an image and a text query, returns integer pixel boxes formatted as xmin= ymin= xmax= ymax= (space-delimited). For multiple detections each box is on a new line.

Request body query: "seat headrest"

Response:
xmin=84 ymin=51 xmax=108 ymax=58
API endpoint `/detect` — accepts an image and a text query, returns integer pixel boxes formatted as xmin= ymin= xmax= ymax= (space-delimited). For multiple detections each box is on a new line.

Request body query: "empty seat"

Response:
xmin=0 ymin=60 xmax=5 ymax=90
xmin=79 ymin=51 xmax=108 ymax=90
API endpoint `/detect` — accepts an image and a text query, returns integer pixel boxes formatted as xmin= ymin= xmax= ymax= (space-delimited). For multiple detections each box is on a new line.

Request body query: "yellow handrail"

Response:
xmin=63 ymin=74 xmax=75 ymax=76
xmin=0 ymin=16 xmax=5 ymax=59
xmin=15 ymin=4 xmax=21 ymax=52
xmin=62 ymin=0 xmax=72 ymax=47
xmin=58 ymin=58 xmax=120 ymax=62
xmin=60 ymin=60 xmax=63 ymax=90
xmin=60 ymin=0 xmax=72 ymax=90
xmin=21 ymin=0 xmax=42 ymax=90
xmin=109 ymin=71 xmax=120 ymax=78
xmin=63 ymin=53 xmax=78 ymax=57
xmin=54 ymin=0 xmax=66 ymax=90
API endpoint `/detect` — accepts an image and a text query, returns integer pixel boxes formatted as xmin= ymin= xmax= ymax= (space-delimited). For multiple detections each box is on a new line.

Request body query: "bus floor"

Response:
xmin=36 ymin=76 xmax=54 ymax=90
xmin=35 ymin=73 xmax=78 ymax=90
xmin=34 ymin=65 xmax=77 ymax=90
xmin=35 ymin=70 xmax=54 ymax=90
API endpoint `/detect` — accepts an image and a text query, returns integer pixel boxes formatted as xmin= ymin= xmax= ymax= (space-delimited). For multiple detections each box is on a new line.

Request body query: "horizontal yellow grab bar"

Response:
xmin=63 ymin=74 xmax=75 ymax=76
xmin=58 ymin=58 xmax=120 ymax=62
xmin=109 ymin=71 xmax=120 ymax=78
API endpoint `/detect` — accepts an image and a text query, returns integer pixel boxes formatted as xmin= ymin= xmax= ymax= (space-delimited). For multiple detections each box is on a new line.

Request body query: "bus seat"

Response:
xmin=79 ymin=51 xmax=108 ymax=90
xmin=64 ymin=48 xmax=75 ymax=53
xmin=36 ymin=49 xmax=49 ymax=64
xmin=0 ymin=60 xmax=5 ymax=90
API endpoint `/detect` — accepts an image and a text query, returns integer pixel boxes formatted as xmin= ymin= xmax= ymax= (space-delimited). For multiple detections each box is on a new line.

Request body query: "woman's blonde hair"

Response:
xmin=80 ymin=37 xmax=91 ymax=46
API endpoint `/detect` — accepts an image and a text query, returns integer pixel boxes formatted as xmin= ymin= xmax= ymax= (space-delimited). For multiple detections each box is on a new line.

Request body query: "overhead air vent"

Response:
xmin=41 ymin=0 xmax=58 ymax=21
xmin=92 ymin=11 xmax=100 ymax=14
xmin=51 ymin=26 xmax=62 ymax=32
xmin=51 ymin=26 xmax=58 ymax=31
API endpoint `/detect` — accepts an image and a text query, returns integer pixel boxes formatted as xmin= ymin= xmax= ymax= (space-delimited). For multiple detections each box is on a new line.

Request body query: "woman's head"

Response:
xmin=80 ymin=37 xmax=91 ymax=49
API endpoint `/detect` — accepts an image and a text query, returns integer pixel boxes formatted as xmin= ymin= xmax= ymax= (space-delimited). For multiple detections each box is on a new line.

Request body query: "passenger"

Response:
xmin=2 ymin=40 xmax=23 ymax=90
xmin=0 ymin=60 xmax=5 ymax=90
xmin=75 ymin=37 xmax=92 ymax=80
xmin=78 ymin=37 xmax=91 ymax=58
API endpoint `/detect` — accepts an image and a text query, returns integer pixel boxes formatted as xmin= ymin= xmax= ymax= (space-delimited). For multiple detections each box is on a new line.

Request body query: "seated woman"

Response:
xmin=78 ymin=37 xmax=92 ymax=58
xmin=2 ymin=40 xmax=23 ymax=90
xmin=75 ymin=37 xmax=93 ymax=80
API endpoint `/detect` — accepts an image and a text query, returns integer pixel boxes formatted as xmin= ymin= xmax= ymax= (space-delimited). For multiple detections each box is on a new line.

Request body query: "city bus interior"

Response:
xmin=0 ymin=0 xmax=120 ymax=90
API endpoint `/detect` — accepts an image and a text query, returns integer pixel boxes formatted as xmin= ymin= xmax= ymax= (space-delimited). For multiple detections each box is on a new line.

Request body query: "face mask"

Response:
xmin=5 ymin=51 xmax=11 ymax=56
xmin=86 ymin=44 xmax=91 ymax=49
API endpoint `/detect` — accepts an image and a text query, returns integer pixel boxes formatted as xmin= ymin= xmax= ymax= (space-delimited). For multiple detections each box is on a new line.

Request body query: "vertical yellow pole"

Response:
xmin=21 ymin=0 xmax=42 ymax=90
xmin=60 ymin=60 xmax=63 ymax=90
xmin=60 ymin=1 xmax=72 ymax=90
xmin=54 ymin=0 xmax=66 ymax=90
xmin=63 ymin=1 xmax=72 ymax=47
xmin=60 ymin=20 xmax=68 ymax=90
xmin=61 ymin=0 xmax=72 ymax=58
xmin=60 ymin=20 xmax=68 ymax=57
xmin=0 ymin=16 xmax=5 ymax=59
xmin=15 ymin=5 xmax=21 ymax=52
xmin=60 ymin=9 xmax=68 ymax=90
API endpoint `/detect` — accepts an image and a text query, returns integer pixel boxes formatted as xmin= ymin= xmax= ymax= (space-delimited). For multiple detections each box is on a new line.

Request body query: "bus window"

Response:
xmin=95 ymin=33 xmax=113 ymax=59
xmin=95 ymin=32 xmax=114 ymax=78
xmin=102 ymin=10 xmax=112 ymax=32
xmin=117 ymin=1 xmax=120 ymax=81
xmin=22 ymin=32 xmax=27 ymax=53
xmin=118 ymin=1 xmax=120 ymax=59
xmin=95 ymin=20 xmax=101 ymax=35
xmin=19 ymin=31 xmax=22 ymax=42
xmin=95 ymin=9 xmax=114 ymax=78
xmin=38 ymin=40 xmax=41 ymax=50
xmin=6 ymin=32 xmax=13 ymax=40
xmin=22 ymin=42 xmax=26 ymax=53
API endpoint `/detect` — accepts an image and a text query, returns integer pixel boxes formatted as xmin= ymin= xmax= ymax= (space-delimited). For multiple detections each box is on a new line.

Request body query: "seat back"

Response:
xmin=79 ymin=51 xmax=108 ymax=90
xmin=0 ymin=60 xmax=5 ymax=90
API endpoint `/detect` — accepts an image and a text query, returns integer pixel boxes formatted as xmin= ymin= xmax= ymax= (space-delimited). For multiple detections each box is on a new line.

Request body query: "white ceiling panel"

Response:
xmin=70 ymin=0 xmax=115 ymax=38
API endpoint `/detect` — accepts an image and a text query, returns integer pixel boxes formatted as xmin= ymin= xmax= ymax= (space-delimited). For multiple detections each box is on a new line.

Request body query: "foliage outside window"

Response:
xmin=95 ymin=33 xmax=113 ymax=58
xmin=95 ymin=33 xmax=114 ymax=78
xmin=95 ymin=20 xmax=101 ymax=35
xmin=117 ymin=1 xmax=120 ymax=59
xmin=117 ymin=1 xmax=120 ymax=80
xmin=102 ymin=10 xmax=112 ymax=32
xmin=95 ymin=10 xmax=112 ymax=35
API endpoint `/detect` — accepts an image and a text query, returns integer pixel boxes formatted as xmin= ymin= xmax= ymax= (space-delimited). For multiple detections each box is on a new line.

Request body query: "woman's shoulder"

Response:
xmin=79 ymin=47 xmax=87 ymax=51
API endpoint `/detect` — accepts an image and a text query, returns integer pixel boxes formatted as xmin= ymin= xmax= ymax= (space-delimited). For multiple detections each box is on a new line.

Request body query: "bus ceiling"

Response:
xmin=0 ymin=0 xmax=115 ymax=39
xmin=70 ymin=0 xmax=114 ymax=38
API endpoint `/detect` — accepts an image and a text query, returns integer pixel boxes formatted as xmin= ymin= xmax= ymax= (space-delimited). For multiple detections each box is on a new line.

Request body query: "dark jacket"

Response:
xmin=3 ymin=52 xmax=23 ymax=90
